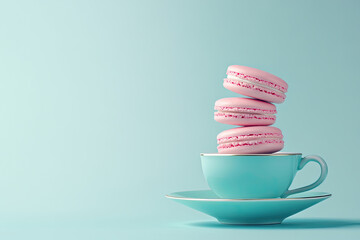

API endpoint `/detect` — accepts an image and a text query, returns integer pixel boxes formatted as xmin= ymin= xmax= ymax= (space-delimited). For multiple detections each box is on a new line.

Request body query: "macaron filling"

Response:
xmin=214 ymin=106 xmax=277 ymax=115
xmin=214 ymin=112 xmax=276 ymax=121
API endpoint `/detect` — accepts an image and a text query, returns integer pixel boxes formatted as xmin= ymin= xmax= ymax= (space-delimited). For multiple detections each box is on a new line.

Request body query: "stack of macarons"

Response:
xmin=215 ymin=65 xmax=288 ymax=154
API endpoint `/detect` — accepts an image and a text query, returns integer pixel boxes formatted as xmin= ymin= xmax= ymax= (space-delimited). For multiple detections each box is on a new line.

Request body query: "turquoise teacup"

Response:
xmin=200 ymin=153 xmax=328 ymax=199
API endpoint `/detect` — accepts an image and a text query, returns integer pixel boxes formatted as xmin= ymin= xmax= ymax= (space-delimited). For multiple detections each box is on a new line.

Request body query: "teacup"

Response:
xmin=200 ymin=153 xmax=328 ymax=199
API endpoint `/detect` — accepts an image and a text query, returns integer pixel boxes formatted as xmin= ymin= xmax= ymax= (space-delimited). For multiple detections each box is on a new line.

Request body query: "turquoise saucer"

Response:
xmin=166 ymin=190 xmax=331 ymax=225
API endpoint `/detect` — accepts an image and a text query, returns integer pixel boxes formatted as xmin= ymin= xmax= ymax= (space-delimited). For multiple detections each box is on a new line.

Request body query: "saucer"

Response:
xmin=166 ymin=190 xmax=331 ymax=225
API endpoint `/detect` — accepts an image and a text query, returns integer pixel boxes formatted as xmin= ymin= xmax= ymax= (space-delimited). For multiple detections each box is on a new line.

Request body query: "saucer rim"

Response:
xmin=166 ymin=190 xmax=332 ymax=202
xmin=201 ymin=152 xmax=302 ymax=156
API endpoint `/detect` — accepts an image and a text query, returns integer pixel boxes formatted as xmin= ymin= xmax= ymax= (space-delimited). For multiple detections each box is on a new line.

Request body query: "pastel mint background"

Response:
xmin=0 ymin=0 xmax=359 ymax=239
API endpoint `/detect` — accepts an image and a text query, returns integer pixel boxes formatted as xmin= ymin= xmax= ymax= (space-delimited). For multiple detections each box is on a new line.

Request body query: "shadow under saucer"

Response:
xmin=186 ymin=218 xmax=360 ymax=230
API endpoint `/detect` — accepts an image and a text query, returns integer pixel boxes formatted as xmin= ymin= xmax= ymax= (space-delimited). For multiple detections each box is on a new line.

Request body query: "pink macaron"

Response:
xmin=214 ymin=97 xmax=277 ymax=126
xmin=217 ymin=126 xmax=284 ymax=154
xmin=223 ymin=65 xmax=288 ymax=103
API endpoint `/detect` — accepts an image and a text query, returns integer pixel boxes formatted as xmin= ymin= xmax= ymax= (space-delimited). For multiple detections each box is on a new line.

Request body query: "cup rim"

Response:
xmin=201 ymin=152 xmax=302 ymax=156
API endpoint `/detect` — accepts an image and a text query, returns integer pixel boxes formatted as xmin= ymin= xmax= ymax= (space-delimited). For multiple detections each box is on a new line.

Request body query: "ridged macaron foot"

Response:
xmin=223 ymin=65 xmax=288 ymax=103
xmin=217 ymin=126 xmax=284 ymax=154
xmin=214 ymin=97 xmax=277 ymax=126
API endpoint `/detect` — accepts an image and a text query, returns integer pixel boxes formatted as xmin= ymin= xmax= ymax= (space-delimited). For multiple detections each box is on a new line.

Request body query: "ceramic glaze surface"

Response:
xmin=167 ymin=190 xmax=331 ymax=225
xmin=201 ymin=154 xmax=327 ymax=199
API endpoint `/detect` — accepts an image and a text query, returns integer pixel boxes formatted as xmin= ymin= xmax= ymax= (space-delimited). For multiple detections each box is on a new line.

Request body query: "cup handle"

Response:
xmin=281 ymin=155 xmax=328 ymax=198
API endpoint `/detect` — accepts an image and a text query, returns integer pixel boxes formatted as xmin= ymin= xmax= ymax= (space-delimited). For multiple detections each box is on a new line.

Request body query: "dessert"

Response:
xmin=217 ymin=126 xmax=284 ymax=154
xmin=223 ymin=65 xmax=288 ymax=103
xmin=214 ymin=97 xmax=277 ymax=126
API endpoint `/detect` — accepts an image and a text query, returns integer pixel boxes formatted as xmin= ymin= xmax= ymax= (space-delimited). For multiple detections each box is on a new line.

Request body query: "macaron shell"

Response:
xmin=214 ymin=97 xmax=277 ymax=114
xmin=226 ymin=65 xmax=288 ymax=92
xmin=217 ymin=140 xmax=284 ymax=154
xmin=217 ymin=126 xmax=283 ymax=140
xmin=223 ymin=78 xmax=286 ymax=103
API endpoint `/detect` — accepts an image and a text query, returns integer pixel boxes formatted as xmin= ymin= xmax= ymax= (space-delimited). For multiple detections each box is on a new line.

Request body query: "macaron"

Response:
xmin=214 ymin=97 xmax=277 ymax=126
xmin=223 ymin=65 xmax=288 ymax=103
xmin=217 ymin=126 xmax=284 ymax=154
